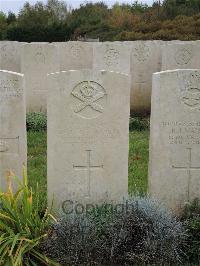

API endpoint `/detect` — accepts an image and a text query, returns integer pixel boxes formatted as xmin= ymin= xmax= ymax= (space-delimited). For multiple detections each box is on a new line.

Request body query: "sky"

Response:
xmin=0 ymin=0 xmax=154 ymax=15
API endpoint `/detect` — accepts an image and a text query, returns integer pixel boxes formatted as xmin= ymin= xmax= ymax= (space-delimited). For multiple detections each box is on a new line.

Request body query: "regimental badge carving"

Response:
xmin=71 ymin=81 xmax=107 ymax=119
xmin=0 ymin=140 xmax=8 ymax=152
xmin=179 ymin=71 xmax=200 ymax=110
xmin=133 ymin=43 xmax=150 ymax=62
xmin=70 ymin=44 xmax=83 ymax=58
xmin=104 ymin=48 xmax=120 ymax=67
xmin=35 ymin=46 xmax=45 ymax=64
xmin=175 ymin=48 xmax=192 ymax=65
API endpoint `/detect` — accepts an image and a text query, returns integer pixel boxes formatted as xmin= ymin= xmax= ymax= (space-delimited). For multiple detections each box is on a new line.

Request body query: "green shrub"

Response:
xmin=129 ymin=117 xmax=150 ymax=131
xmin=182 ymin=199 xmax=200 ymax=264
xmin=26 ymin=112 xmax=47 ymax=131
xmin=42 ymin=197 xmax=185 ymax=265
xmin=0 ymin=168 xmax=56 ymax=265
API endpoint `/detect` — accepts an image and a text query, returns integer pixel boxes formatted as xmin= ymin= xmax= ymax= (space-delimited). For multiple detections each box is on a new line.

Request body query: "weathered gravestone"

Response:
xmin=0 ymin=41 xmax=22 ymax=73
xmin=129 ymin=41 xmax=162 ymax=114
xmin=55 ymin=41 xmax=93 ymax=71
xmin=93 ymin=42 xmax=131 ymax=74
xmin=0 ymin=70 xmax=27 ymax=191
xmin=161 ymin=42 xmax=200 ymax=71
xmin=47 ymin=70 xmax=130 ymax=209
xmin=149 ymin=69 xmax=200 ymax=212
xmin=21 ymin=43 xmax=59 ymax=112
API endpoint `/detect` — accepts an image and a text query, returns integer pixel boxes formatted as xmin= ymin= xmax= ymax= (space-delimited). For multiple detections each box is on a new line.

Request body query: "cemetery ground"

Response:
xmin=0 ymin=113 xmax=199 ymax=265
xmin=23 ymin=114 xmax=200 ymax=265
xmin=27 ymin=117 xmax=150 ymax=210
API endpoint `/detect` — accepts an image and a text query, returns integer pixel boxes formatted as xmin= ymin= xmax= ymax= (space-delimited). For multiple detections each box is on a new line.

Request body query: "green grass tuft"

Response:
xmin=27 ymin=131 xmax=47 ymax=211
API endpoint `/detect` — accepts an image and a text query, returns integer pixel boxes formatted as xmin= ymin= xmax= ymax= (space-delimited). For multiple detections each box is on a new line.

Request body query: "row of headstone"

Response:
xmin=1 ymin=40 xmax=200 ymax=114
xmin=47 ymin=68 xmax=200 ymax=213
xmin=0 ymin=41 xmax=199 ymax=213
xmin=0 ymin=68 xmax=130 ymax=208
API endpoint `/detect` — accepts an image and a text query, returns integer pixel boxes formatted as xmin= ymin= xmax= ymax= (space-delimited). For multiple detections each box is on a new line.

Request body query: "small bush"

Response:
xmin=42 ymin=197 xmax=185 ymax=265
xmin=129 ymin=117 xmax=150 ymax=131
xmin=0 ymin=168 xmax=56 ymax=265
xmin=26 ymin=112 xmax=47 ymax=131
xmin=182 ymin=199 xmax=200 ymax=264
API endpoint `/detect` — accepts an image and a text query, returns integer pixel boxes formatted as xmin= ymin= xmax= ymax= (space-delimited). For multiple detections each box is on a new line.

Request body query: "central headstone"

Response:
xmin=0 ymin=70 xmax=27 ymax=190
xmin=47 ymin=70 xmax=130 ymax=209
xmin=149 ymin=69 xmax=200 ymax=212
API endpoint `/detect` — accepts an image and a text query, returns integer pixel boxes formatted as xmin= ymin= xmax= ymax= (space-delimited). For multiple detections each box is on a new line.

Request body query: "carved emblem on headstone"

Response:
xmin=175 ymin=48 xmax=192 ymax=65
xmin=71 ymin=81 xmax=106 ymax=119
xmin=70 ymin=44 xmax=83 ymax=58
xmin=0 ymin=140 xmax=8 ymax=152
xmin=133 ymin=43 xmax=150 ymax=62
xmin=179 ymin=72 xmax=200 ymax=110
xmin=35 ymin=46 xmax=45 ymax=64
xmin=104 ymin=48 xmax=120 ymax=66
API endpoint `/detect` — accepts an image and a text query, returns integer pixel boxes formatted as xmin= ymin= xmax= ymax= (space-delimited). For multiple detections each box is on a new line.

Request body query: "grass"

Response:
xmin=129 ymin=130 xmax=149 ymax=196
xmin=27 ymin=129 xmax=149 ymax=210
xmin=27 ymin=131 xmax=47 ymax=210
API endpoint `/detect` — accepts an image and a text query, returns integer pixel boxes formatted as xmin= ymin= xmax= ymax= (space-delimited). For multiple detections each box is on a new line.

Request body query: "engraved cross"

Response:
xmin=172 ymin=148 xmax=200 ymax=200
xmin=73 ymin=150 xmax=103 ymax=197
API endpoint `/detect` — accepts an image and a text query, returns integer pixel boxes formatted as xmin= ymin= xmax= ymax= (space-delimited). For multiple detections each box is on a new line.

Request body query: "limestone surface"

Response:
xmin=0 ymin=70 xmax=27 ymax=191
xmin=21 ymin=43 xmax=59 ymax=112
xmin=149 ymin=69 xmax=200 ymax=212
xmin=47 ymin=69 xmax=130 ymax=209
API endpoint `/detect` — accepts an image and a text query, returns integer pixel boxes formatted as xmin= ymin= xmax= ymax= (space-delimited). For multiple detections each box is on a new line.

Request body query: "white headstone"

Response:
xmin=161 ymin=42 xmax=200 ymax=71
xmin=93 ymin=42 xmax=131 ymax=74
xmin=55 ymin=41 xmax=93 ymax=71
xmin=0 ymin=70 xmax=27 ymax=190
xmin=0 ymin=41 xmax=22 ymax=73
xmin=149 ymin=69 xmax=200 ymax=212
xmin=129 ymin=41 xmax=162 ymax=114
xmin=47 ymin=69 xmax=130 ymax=209
xmin=21 ymin=43 xmax=59 ymax=112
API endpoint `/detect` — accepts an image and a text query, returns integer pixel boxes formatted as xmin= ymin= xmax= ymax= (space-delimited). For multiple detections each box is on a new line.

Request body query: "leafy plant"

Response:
xmin=26 ymin=112 xmax=47 ymax=131
xmin=129 ymin=117 xmax=150 ymax=131
xmin=42 ymin=197 xmax=185 ymax=265
xmin=0 ymin=167 xmax=57 ymax=265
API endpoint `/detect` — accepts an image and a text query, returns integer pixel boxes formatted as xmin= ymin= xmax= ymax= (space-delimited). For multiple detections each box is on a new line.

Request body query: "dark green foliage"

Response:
xmin=129 ymin=117 xmax=150 ymax=131
xmin=26 ymin=112 xmax=47 ymax=131
xmin=42 ymin=197 xmax=185 ymax=265
xmin=0 ymin=0 xmax=200 ymax=42
xmin=182 ymin=199 xmax=200 ymax=264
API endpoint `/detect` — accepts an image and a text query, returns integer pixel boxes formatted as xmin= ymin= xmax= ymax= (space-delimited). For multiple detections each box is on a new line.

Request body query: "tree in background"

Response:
xmin=0 ymin=0 xmax=200 ymax=42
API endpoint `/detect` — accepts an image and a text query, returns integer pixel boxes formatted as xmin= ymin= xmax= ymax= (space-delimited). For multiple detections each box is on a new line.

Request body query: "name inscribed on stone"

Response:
xmin=0 ymin=137 xmax=19 ymax=154
xmin=161 ymin=121 xmax=200 ymax=145
xmin=0 ymin=79 xmax=22 ymax=101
